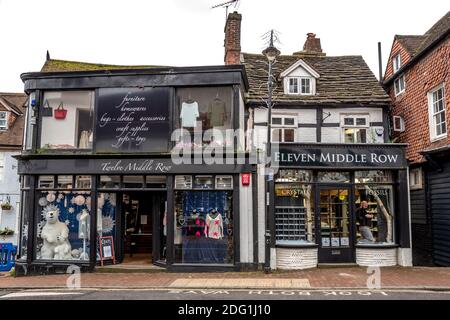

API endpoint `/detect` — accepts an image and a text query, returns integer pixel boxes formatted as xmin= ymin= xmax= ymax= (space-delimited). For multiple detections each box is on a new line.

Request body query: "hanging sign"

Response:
xmin=95 ymin=87 xmax=171 ymax=153
xmin=98 ymin=236 xmax=116 ymax=266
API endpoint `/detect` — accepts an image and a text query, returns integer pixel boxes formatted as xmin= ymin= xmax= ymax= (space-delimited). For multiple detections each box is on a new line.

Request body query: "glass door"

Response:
xmin=318 ymin=188 xmax=354 ymax=263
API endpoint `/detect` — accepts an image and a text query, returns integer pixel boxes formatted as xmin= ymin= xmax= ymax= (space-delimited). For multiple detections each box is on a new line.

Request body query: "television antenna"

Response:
xmin=211 ymin=0 xmax=240 ymax=19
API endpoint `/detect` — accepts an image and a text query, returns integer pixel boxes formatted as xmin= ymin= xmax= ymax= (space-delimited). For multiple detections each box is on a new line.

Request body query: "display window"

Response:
xmin=176 ymin=87 xmax=233 ymax=147
xmin=354 ymin=171 xmax=395 ymax=245
xmin=35 ymin=190 xmax=91 ymax=261
xmin=40 ymin=91 xmax=94 ymax=150
xmin=275 ymin=170 xmax=315 ymax=245
xmin=18 ymin=190 xmax=30 ymax=260
xmin=174 ymin=175 xmax=234 ymax=264
xmin=96 ymin=193 xmax=117 ymax=261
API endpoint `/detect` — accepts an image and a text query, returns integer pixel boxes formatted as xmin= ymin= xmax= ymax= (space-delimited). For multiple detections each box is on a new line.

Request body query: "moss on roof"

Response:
xmin=41 ymin=59 xmax=167 ymax=72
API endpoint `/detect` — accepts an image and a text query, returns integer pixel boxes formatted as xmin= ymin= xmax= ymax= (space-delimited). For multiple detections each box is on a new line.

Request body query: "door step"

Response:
xmin=317 ymin=263 xmax=358 ymax=268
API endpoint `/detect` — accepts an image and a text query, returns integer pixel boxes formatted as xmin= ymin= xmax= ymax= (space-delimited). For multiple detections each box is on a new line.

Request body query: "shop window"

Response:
xmin=175 ymin=175 xmax=193 ymax=189
xmin=193 ymin=175 xmax=214 ymax=189
xmin=57 ymin=176 xmax=73 ymax=189
xmin=354 ymin=185 xmax=395 ymax=244
xmin=99 ymin=176 xmax=121 ymax=189
xmin=145 ymin=176 xmax=167 ymax=188
xmin=176 ymin=87 xmax=233 ymax=147
xmin=174 ymin=190 xmax=233 ymax=264
xmin=40 ymin=91 xmax=94 ymax=150
xmin=342 ymin=115 xmax=369 ymax=143
xmin=318 ymin=172 xmax=350 ymax=183
xmin=97 ymin=193 xmax=117 ymax=261
xmin=75 ymin=176 xmax=91 ymax=189
xmin=215 ymin=176 xmax=233 ymax=190
xmin=123 ymin=176 xmax=144 ymax=188
xmin=18 ymin=190 xmax=30 ymax=260
xmin=355 ymin=171 xmax=393 ymax=184
xmin=409 ymin=168 xmax=423 ymax=190
xmin=35 ymin=190 xmax=91 ymax=261
xmin=38 ymin=176 xmax=54 ymax=189
xmin=275 ymin=183 xmax=315 ymax=245
xmin=275 ymin=169 xmax=312 ymax=183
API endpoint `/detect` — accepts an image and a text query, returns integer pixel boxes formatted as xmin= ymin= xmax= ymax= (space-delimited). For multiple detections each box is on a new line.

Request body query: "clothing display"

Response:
xmin=207 ymin=98 xmax=227 ymax=127
xmin=205 ymin=211 xmax=224 ymax=239
xmin=78 ymin=130 xmax=91 ymax=149
xmin=180 ymin=101 xmax=199 ymax=128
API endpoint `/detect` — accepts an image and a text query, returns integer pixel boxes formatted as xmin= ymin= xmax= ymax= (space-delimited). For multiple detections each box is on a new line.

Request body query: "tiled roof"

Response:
xmin=0 ymin=93 xmax=27 ymax=148
xmin=396 ymin=35 xmax=426 ymax=56
xmin=242 ymin=53 xmax=390 ymax=106
xmin=41 ymin=59 xmax=167 ymax=72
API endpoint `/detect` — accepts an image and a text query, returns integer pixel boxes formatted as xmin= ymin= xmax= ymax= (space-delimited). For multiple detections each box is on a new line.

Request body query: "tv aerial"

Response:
xmin=211 ymin=0 xmax=241 ymax=20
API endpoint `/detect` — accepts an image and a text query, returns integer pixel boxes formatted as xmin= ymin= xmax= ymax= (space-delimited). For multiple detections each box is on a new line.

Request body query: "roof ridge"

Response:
xmin=242 ymin=52 xmax=363 ymax=58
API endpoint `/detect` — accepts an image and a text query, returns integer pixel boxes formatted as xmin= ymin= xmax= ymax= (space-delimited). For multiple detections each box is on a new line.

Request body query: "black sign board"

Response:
xmin=98 ymin=236 xmax=116 ymax=266
xmin=273 ymin=144 xmax=407 ymax=169
xmin=95 ymin=88 xmax=171 ymax=153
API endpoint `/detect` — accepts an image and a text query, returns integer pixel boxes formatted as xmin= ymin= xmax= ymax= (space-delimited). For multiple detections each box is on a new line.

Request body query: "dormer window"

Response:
xmin=393 ymin=54 xmax=401 ymax=73
xmin=281 ymin=59 xmax=319 ymax=96
xmin=287 ymin=77 xmax=313 ymax=95
xmin=0 ymin=112 xmax=8 ymax=130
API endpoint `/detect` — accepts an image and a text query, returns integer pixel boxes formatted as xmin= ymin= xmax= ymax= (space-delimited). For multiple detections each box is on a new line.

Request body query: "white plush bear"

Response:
xmin=40 ymin=204 xmax=72 ymax=260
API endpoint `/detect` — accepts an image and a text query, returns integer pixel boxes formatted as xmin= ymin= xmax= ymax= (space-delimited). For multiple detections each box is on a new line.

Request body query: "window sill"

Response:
xmin=276 ymin=241 xmax=318 ymax=249
xmin=355 ymin=243 xmax=398 ymax=249
xmin=430 ymin=135 xmax=447 ymax=143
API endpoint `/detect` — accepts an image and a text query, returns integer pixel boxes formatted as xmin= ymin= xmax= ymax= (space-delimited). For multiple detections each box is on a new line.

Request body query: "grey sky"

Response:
xmin=0 ymin=0 xmax=448 ymax=92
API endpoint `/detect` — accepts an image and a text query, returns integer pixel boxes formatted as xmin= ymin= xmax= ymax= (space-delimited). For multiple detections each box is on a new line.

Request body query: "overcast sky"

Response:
xmin=0 ymin=0 xmax=448 ymax=92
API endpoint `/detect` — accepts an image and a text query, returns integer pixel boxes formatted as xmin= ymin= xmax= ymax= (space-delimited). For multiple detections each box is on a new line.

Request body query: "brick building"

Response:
xmin=384 ymin=11 xmax=450 ymax=266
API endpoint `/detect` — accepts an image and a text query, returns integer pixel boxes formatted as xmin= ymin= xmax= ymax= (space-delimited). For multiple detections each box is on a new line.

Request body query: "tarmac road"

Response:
xmin=0 ymin=288 xmax=449 ymax=300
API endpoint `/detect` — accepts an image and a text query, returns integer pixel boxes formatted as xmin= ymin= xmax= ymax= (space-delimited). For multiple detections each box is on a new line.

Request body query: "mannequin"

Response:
xmin=205 ymin=209 xmax=224 ymax=240
xmin=78 ymin=209 xmax=90 ymax=260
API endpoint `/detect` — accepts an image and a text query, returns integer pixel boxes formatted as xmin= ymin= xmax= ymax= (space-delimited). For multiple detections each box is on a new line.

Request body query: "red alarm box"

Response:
xmin=241 ymin=173 xmax=251 ymax=186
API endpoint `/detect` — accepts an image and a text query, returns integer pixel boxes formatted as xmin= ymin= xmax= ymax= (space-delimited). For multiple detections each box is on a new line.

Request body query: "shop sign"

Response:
xmin=273 ymin=145 xmax=407 ymax=168
xmin=95 ymin=87 xmax=171 ymax=153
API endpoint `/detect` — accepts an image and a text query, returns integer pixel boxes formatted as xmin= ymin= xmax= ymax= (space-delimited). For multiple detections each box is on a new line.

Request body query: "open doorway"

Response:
xmin=121 ymin=191 xmax=167 ymax=266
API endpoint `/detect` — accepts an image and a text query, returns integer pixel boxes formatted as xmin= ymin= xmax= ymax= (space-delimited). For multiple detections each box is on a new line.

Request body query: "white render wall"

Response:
xmin=239 ymin=176 xmax=254 ymax=264
xmin=0 ymin=151 xmax=21 ymax=245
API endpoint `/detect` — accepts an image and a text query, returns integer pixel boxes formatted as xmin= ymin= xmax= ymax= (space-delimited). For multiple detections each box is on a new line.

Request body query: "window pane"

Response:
xmin=99 ymin=176 xmax=120 ymax=189
xmin=272 ymin=128 xmax=280 ymax=142
xmin=344 ymin=128 xmax=355 ymax=143
xmin=193 ymin=175 xmax=214 ymax=189
xmin=215 ymin=176 xmax=233 ymax=189
xmin=275 ymin=184 xmax=315 ymax=244
xmin=355 ymin=171 xmax=393 ymax=183
xmin=275 ymin=170 xmax=313 ymax=183
xmin=38 ymin=176 xmax=54 ymax=189
xmin=174 ymin=191 xmax=233 ymax=264
xmin=284 ymin=129 xmax=295 ymax=142
xmin=19 ymin=191 xmax=30 ymax=260
xmin=356 ymin=118 xmax=367 ymax=126
xmin=344 ymin=118 xmax=354 ymax=126
xmin=75 ymin=176 xmax=91 ymax=189
xmin=145 ymin=176 xmax=167 ymax=188
xmin=357 ymin=129 xmax=367 ymax=143
xmin=36 ymin=191 xmax=91 ymax=260
xmin=97 ymin=193 xmax=117 ymax=241
xmin=0 ymin=112 xmax=6 ymax=119
xmin=284 ymin=117 xmax=295 ymax=126
xmin=318 ymin=172 xmax=350 ymax=183
xmin=272 ymin=117 xmax=282 ymax=125
xmin=355 ymin=186 xmax=395 ymax=244
xmin=175 ymin=175 xmax=193 ymax=189
xmin=301 ymin=78 xmax=311 ymax=94
xmin=123 ymin=176 xmax=144 ymax=188
xmin=40 ymin=91 xmax=94 ymax=149
xmin=57 ymin=175 xmax=73 ymax=189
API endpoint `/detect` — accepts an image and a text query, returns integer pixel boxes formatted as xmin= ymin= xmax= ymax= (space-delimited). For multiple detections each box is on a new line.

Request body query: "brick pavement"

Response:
xmin=1 ymin=267 xmax=450 ymax=290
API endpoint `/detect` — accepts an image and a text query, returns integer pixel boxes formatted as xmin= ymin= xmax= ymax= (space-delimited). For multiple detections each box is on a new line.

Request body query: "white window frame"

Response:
xmin=286 ymin=77 xmax=314 ymax=95
xmin=428 ymin=84 xmax=447 ymax=141
xmin=394 ymin=75 xmax=405 ymax=96
xmin=0 ymin=111 xmax=8 ymax=130
xmin=393 ymin=115 xmax=405 ymax=132
xmin=341 ymin=114 xmax=370 ymax=143
xmin=271 ymin=114 xmax=297 ymax=143
xmin=409 ymin=168 xmax=423 ymax=190
xmin=393 ymin=53 xmax=401 ymax=73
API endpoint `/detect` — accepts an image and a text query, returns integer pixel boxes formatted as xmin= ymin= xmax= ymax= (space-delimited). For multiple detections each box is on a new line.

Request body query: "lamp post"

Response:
xmin=262 ymin=30 xmax=280 ymax=274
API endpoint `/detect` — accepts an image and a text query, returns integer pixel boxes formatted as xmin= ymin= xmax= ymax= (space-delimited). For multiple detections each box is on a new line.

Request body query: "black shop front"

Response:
xmin=15 ymin=65 xmax=256 ymax=275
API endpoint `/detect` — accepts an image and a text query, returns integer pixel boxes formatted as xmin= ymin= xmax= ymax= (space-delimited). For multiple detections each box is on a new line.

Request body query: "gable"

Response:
xmin=384 ymin=38 xmax=412 ymax=81
xmin=280 ymin=59 xmax=320 ymax=79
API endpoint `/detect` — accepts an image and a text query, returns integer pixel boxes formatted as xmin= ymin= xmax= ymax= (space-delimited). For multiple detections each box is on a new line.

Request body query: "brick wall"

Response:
xmin=387 ymin=36 xmax=449 ymax=164
xmin=224 ymin=11 xmax=242 ymax=65
xmin=384 ymin=39 xmax=412 ymax=80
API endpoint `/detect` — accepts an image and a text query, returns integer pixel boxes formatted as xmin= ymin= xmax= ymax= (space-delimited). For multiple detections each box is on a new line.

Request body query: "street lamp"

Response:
xmin=262 ymin=30 xmax=280 ymax=274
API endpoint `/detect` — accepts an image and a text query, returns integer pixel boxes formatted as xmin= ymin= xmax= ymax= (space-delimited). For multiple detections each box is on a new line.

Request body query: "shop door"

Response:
xmin=318 ymin=187 xmax=354 ymax=263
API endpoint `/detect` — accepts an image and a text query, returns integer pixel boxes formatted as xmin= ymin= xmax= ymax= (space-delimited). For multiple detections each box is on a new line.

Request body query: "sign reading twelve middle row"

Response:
xmin=96 ymin=88 xmax=171 ymax=153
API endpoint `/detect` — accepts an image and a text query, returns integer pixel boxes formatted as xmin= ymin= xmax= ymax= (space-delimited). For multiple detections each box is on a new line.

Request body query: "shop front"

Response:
xmin=15 ymin=65 xmax=257 ymax=275
xmin=270 ymin=143 xmax=410 ymax=269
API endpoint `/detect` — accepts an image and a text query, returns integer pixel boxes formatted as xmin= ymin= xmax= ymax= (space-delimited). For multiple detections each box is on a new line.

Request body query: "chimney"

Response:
xmin=293 ymin=33 xmax=326 ymax=56
xmin=224 ymin=11 xmax=242 ymax=65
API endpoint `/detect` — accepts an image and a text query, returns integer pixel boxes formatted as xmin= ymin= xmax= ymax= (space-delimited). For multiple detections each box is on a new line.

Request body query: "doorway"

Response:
xmin=120 ymin=191 xmax=167 ymax=265
xmin=318 ymin=187 xmax=355 ymax=263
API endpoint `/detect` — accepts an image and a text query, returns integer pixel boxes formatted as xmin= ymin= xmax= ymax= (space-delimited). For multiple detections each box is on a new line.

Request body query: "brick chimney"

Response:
xmin=224 ymin=11 xmax=242 ymax=65
xmin=294 ymin=33 xmax=326 ymax=56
